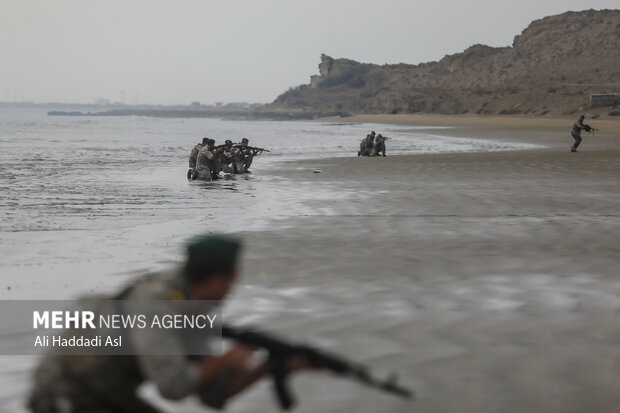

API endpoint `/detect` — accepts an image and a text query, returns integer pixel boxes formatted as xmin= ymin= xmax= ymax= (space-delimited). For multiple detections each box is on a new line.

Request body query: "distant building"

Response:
xmin=590 ymin=94 xmax=616 ymax=108
xmin=191 ymin=101 xmax=200 ymax=108
xmin=94 ymin=98 xmax=111 ymax=105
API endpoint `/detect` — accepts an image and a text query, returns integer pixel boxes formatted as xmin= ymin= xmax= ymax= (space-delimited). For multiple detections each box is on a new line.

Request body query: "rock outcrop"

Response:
xmin=270 ymin=9 xmax=620 ymax=116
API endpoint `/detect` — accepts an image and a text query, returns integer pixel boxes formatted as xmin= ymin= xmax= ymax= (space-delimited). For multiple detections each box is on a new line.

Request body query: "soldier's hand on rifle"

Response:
xmin=286 ymin=355 xmax=311 ymax=374
xmin=224 ymin=345 xmax=257 ymax=369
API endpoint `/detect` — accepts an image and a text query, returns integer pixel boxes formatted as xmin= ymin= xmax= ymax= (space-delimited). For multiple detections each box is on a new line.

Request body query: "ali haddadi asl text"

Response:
xmin=34 ymin=335 xmax=121 ymax=348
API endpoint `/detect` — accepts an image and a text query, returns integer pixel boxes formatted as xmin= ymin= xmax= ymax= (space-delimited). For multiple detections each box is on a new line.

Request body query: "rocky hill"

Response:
xmin=269 ymin=9 xmax=620 ymax=117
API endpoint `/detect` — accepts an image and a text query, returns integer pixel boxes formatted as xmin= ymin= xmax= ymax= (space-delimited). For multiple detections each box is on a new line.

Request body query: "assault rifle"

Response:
xmin=233 ymin=144 xmax=271 ymax=154
xmin=221 ymin=324 xmax=413 ymax=410
xmin=580 ymin=125 xmax=599 ymax=136
xmin=213 ymin=143 xmax=234 ymax=151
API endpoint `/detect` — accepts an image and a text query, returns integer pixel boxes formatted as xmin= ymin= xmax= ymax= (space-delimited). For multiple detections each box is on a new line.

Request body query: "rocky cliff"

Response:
xmin=270 ymin=9 xmax=620 ymax=116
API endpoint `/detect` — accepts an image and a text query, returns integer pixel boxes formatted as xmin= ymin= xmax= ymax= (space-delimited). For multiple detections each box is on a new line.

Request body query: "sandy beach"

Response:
xmin=219 ymin=121 xmax=620 ymax=413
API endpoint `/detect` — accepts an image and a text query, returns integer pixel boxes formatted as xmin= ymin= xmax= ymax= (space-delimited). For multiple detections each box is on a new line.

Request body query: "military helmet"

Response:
xmin=242 ymin=138 xmax=249 ymax=143
xmin=225 ymin=139 xmax=233 ymax=146
xmin=207 ymin=139 xmax=216 ymax=145
xmin=370 ymin=131 xmax=376 ymax=135
xmin=202 ymin=137 xmax=209 ymax=144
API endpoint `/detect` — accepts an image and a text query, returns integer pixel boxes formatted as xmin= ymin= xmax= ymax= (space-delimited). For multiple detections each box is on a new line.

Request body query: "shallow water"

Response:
xmin=0 ymin=108 xmax=539 ymax=271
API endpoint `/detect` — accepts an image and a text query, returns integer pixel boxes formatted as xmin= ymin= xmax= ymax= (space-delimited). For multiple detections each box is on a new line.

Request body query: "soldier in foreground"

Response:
xmin=188 ymin=137 xmax=208 ymax=178
xmin=570 ymin=115 xmax=596 ymax=152
xmin=28 ymin=235 xmax=307 ymax=413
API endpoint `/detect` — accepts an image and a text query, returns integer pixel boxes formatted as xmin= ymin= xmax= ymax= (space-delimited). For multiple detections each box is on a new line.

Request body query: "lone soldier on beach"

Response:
xmin=29 ymin=234 xmax=307 ymax=413
xmin=195 ymin=139 xmax=224 ymax=180
xmin=358 ymin=131 xmax=376 ymax=156
xmin=571 ymin=115 xmax=593 ymax=152
xmin=370 ymin=134 xmax=387 ymax=157
xmin=188 ymin=137 xmax=208 ymax=178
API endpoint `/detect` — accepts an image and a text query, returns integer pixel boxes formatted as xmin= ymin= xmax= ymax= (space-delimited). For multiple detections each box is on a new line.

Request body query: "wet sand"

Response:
xmin=220 ymin=127 xmax=620 ymax=412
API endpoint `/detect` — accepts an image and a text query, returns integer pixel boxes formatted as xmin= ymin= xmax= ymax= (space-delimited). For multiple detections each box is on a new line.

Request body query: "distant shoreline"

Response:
xmin=319 ymin=113 xmax=620 ymax=134
xmin=44 ymin=107 xmax=620 ymax=134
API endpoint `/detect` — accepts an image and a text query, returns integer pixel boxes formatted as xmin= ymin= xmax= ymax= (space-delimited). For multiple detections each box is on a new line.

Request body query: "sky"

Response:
xmin=1 ymin=0 xmax=618 ymax=105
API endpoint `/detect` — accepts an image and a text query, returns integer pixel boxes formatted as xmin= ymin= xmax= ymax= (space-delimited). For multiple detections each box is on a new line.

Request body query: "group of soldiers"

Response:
xmin=358 ymin=131 xmax=387 ymax=157
xmin=188 ymin=138 xmax=267 ymax=180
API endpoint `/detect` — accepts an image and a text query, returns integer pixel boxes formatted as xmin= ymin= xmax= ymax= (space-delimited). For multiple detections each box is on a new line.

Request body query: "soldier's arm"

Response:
xmin=197 ymin=345 xmax=268 ymax=409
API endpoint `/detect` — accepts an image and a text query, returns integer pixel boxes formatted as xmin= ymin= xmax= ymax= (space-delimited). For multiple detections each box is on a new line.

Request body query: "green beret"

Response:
xmin=184 ymin=234 xmax=241 ymax=282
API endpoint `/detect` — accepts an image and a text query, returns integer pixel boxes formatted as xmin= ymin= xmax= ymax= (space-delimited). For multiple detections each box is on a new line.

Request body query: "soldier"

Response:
xmin=219 ymin=140 xmax=236 ymax=174
xmin=195 ymin=139 xmax=224 ymax=180
xmin=358 ymin=131 xmax=375 ymax=156
xmin=234 ymin=138 xmax=261 ymax=174
xmin=370 ymin=134 xmax=387 ymax=157
xmin=570 ymin=115 xmax=593 ymax=152
xmin=29 ymin=234 xmax=307 ymax=413
xmin=188 ymin=138 xmax=208 ymax=178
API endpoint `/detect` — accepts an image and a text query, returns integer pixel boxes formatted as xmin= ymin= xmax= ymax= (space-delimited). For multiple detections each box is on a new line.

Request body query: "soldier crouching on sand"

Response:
xmin=29 ymin=235 xmax=308 ymax=413
xmin=370 ymin=134 xmax=387 ymax=157
xmin=358 ymin=131 xmax=375 ymax=156
xmin=188 ymin=137 xmax=208 ymax=178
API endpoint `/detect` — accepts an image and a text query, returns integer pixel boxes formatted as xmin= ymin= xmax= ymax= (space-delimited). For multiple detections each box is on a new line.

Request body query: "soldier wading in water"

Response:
xmin=187 ymin=137 xmax=208 ymax=178
xmin=29 ymin=235 xmax=308 ymax=413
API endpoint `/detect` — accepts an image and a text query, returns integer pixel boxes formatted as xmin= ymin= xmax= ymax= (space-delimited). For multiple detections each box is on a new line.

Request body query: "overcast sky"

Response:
xmin=1 ymin=0 xmax=617 ymax=105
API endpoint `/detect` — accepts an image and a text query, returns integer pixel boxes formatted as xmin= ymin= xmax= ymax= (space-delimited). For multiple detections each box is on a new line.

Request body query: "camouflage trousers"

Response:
xmin=195 ymin=159 xmax=221 ymax=180
xmin=571 ymin=131 xmax=582 ymax=149
xmin=371 ymin=143 xmax=386 ymax=157
xmin=234 ymin=154 xmax=253 ymax=173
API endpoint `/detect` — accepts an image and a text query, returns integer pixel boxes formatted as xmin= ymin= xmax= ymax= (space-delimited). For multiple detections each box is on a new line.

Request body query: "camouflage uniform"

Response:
xmin=188 ymin=143 xmax=203 ymax=170
xmin=233 ymin=145 xmax=254 ymax=174
xmin=359 ymin=134 xmax=375 ymax=157
xmin=29 ymin=270 xmax=228 ymax=413
xmin=370 ymin=136 xmax=386 ymax=157
xmin=196 ymin=146 xmax=220 ymax=180
xmin=219 ymin=144 xmax=236 ymax=174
